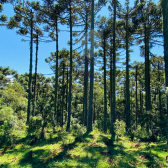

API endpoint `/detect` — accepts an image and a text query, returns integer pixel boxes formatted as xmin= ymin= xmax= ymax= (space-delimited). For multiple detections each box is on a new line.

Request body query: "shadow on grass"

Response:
xmin=9 ymin=132 xmax=167 ymax=168
xmin=0 ymin=163 xmax=10 ymax=168
xmin=19 ymin=149 xmax=47 ymax=168
xmin=18 ymin=131 xmax=92 ymax=167
xmin=16 ymin=130 xmax=70 ymax=148
xmin=18 ymin=132 xmax=139 ymax=168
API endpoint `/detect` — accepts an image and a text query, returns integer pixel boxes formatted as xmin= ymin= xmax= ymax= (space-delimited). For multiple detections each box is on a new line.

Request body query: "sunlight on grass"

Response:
xmin=0 ymin=130 xmax=168 ymax=168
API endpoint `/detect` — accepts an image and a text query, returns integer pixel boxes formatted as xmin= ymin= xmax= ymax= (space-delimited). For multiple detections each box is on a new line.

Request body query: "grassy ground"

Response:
xmin=0 ymin=129 xmax=168 ymax=168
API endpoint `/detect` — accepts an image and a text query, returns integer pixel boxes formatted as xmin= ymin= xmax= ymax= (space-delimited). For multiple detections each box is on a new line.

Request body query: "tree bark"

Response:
xmin=126 ymin=7 xmax=130 ymax=131
xmin=162 ymin=0 xmax=168 ymax=144
xmin=61 ymin=62 xmax=65 ymax=127
xmin=112 ymin=0 xmax=116 ymax=140
xmin=84 ymin=10 xmax=88 ymax=126
xmin=88 ymin=0 xmax=94 ymax=132
xmin=135 ymin=66 xmax=138 ymax=129
xmin=32 ymin=34 xmax=38 ymax=116
xmin=54 ymin=16 xmax=59 ymax=127
xmin=67 ymin=1 xmax=73 ymax=131
xmin=103 ymin=31 xmax=107 ymax=133
xmin=27 ymin=10 xmax=33 ymax=124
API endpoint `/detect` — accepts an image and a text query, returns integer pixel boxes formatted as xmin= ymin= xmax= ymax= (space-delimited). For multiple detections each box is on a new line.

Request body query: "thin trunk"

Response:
xmin=158 ymin=62 xmax=162 ymax=122
xmin=104 ymin=31 xmax=107 ymax=133
xmin=124 ymin=79 xmax=126 ymax=122
xmin=136 ymin=66 xmax=138 ymax=129
xmin=140 ymin=82 xmax=142 ymax=118
xmin=112 ymin=0 xmax=116 ymax=140
xmin=142 ymin=82 xmax=144 ymax=114
xmin=130 ymin=81 xmax=133 ymax=118
xmin=84 ymin=10 xmax=88 ymax=126
xmin=126 ymin=8 xmax=130 ymax=131
xmin=110 ymin=38 xmax=113 ymax=133
xmin=27 ymin=11 xmax=33 ymax=124
xmin=93 ymin=100 xmax=95 ymax=123
xmin=87 ymin=0 xmax=94 ymax=132
xmin=94 ymin=97 xmax=96 ymax=121
xmin=162 ymin=0 xmax=168 ymax=144
xmin=32 ymin=34 xmax=38 ymax=116
xmin=145 ymin=13 xmax=151 ymax=133
xmin=66 ymin=67 xmax=68 ymax=112
xmin=65 ymin=67 xmax=68 ymax=123
xmin=54 ymin=16 xmax=59 ymax=126
xmin=67 ymin=2 xmax=72 ymax=131
xmin=61 ymin=63 xmax=65 ymax=127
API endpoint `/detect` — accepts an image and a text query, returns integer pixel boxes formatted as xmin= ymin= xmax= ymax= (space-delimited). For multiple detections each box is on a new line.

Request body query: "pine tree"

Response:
xmin=27 ymin=10 xmax=33 ymax=124
xmin=112 ymin=0 xmax=117 ymax=140
xmin=87 ymin=0 xmax=94 ymax=132
xmin=162 ymin=0 xmax=168 ymax=144
xmin=0 ymin=2 xmax=7 ymax=25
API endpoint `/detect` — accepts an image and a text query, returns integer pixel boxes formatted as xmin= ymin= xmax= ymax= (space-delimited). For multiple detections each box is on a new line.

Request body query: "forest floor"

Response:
xmin=0 ymin=129 xmax=168 ymax=168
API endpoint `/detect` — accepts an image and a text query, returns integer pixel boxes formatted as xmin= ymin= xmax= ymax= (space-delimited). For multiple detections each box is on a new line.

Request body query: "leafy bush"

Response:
xmin=0 ymin=107 xmax=19 ymax=146
xmin=1 ymin=83 xmax=27 ymax=112
xmin=93 ymin=113 xmax=103 ymax=131
xmin=0 ymin=121 xmax=15 ymax=146
xmin=132 ymin=125 xmax=153 ymax=141
xmin=0 ymin=106 xmax=15 ymax=124
xmin=27 ymin=115 xmax=43 ymax=134
xmin=114 ymin=119 xmax=126 ymax=141
xmin=71 ymin=117 xmax=86 ymax=136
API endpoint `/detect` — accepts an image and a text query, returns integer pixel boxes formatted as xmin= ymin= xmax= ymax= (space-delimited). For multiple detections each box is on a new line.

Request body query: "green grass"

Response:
xmin=0 ymin=129 xmax=168 ymax=168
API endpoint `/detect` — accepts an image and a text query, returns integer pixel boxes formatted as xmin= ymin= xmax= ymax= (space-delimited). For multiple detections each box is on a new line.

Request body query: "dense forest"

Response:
xmin=0 ymin=0 xmax=168 ymax=167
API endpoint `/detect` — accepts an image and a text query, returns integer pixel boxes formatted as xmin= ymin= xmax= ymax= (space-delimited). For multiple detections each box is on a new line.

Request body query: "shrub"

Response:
xmin=71 ymin=117 xmax=86 ymax=136
xmin=27 ymin=115 xmax=43 ymax=134
xmin=114 ymin=120 xmax=126 ymax=141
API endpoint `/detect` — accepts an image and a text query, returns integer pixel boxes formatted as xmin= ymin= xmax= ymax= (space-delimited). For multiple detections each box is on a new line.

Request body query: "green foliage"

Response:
xmin=132 ymin=125 xmax=152 ymax=141
xmin=27 ymin=115 xmax=43 ymax=134
xmin=0 ymin=82 xmax=27 ymax=147
xmin=93 ymin=113 xmax=103 ymax=131
xmin=0 ymin=107 xmax=17 ymax=146
xmin=0 ymin=106 xmax=14 ymax=124
xmin=71 ymin=117 xmax=86 ymax=136
xmin=114 ymin=120 xmax=126 ymax=140
xmin=8 ymin=16 xmax=19 ymax=29
xmin=0 ymin=14 xmax=7 ymax=22
xmin=0 ymin=121 xmax=14 ymax=146
xmin=0 ymin=3 xmax=7 ymax=24
xmin=0 ymin=3 xmax=3 ymax=11
xmin=1 ymin=83 xmax=27 ymax=112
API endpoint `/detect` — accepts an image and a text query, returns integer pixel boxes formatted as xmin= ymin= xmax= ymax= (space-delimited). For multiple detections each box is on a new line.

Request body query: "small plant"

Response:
xmin=0 ymin=121 xmax=14 ymax=146
xmin=71 ymin=117 xmax=86 ymax=136
xmin=114 ymin=120 xmax=126 ymax=141
xmin=27 ymin=115 xmax=42 ymax=134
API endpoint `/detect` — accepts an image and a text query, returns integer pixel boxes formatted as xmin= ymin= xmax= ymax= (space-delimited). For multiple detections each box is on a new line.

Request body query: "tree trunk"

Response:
xmin=126 ymin=8 xmax=130 ymax=131
xmin=112 ymin=0 xmax=116 ymax=140
xmin=144 ymin=12 xmax=151 ymax=133
xmin=135 ymin=66 xmax=138 ymax=129
xmin=32 ymin=34 xmax=38 ymax=116
xmin=110 ymin=38 xmax=113 ymax=133
xmin=66 ymin=67 xmax=68 ymax=112
xmin=103 ymin=31 xmax=107 ymax=133
xmin=158 ymin=62 xmax=162 ymax=122
xmin=87 ymin=0 xmax=94 ymax=132
xmin=162 ymin=0 xmax=168 ymax=144
xmin=54 ymin=16 xmax=59 ymax=127
xmin=27 ymin=10 xmax=33 ymax=124
xmin=67 ymin=2 xmax=73 ymax=131
xmin=61 ymin=63 xmax=65 ymax=127
xmin=84 ymin=10 xmax=88 ymax=126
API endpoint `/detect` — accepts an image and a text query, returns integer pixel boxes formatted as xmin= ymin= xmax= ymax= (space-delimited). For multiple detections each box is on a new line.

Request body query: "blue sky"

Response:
xmin=0 ymin=0 xmax=163 ymax=77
